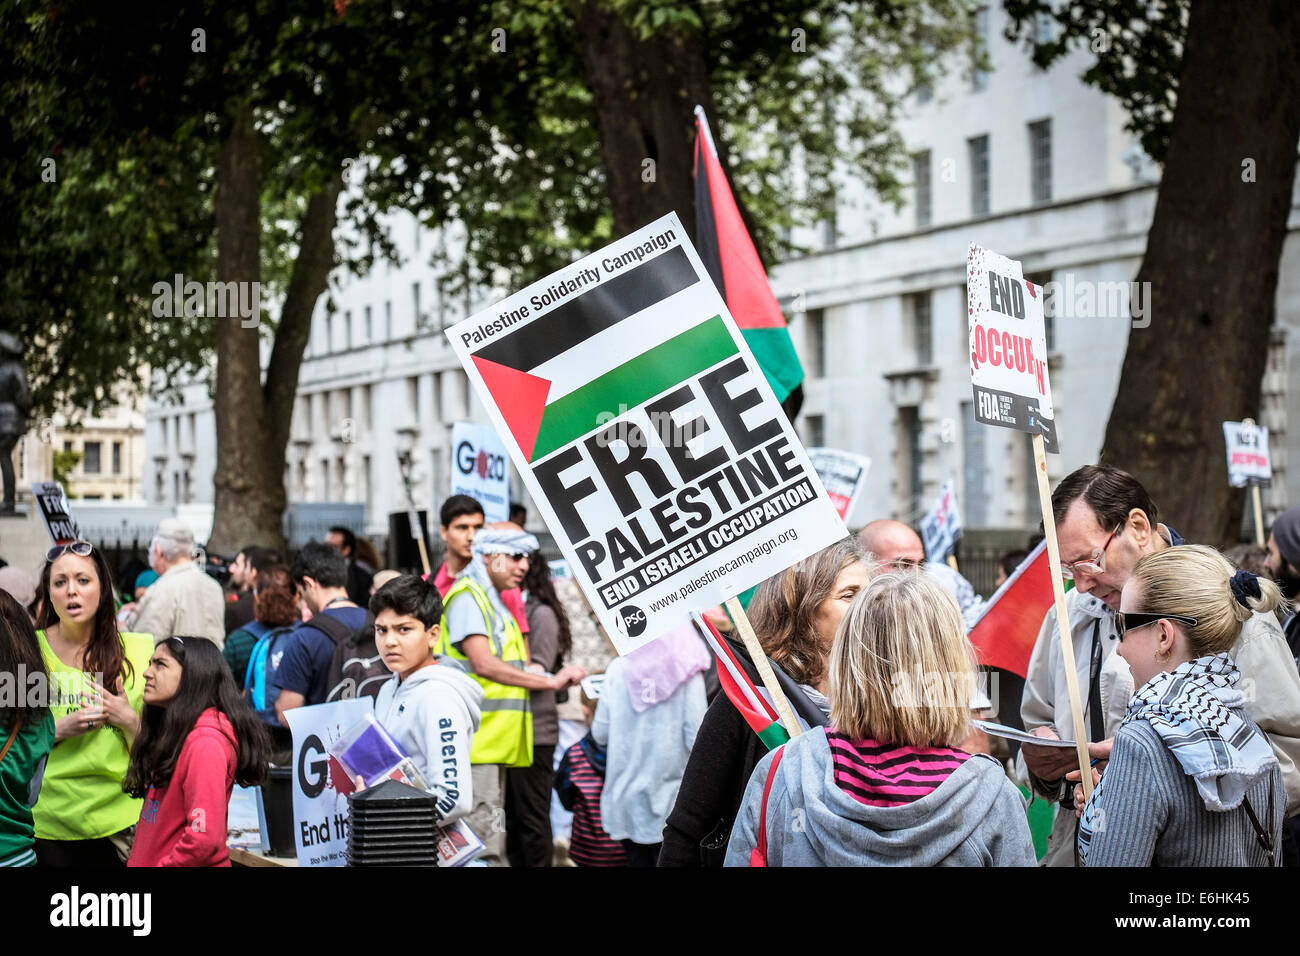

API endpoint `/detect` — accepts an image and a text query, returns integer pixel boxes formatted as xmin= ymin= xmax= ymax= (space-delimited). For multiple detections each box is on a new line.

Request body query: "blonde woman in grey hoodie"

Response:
xmin=370 ymin=575 xmax=484 ymax=824
xmin=726 ymin=571 xmax=1035 ymax=867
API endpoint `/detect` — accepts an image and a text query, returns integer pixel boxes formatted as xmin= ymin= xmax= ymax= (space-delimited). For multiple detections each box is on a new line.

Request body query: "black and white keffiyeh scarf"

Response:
xmin=1078 ymin=654 xmax=1277 ymax=860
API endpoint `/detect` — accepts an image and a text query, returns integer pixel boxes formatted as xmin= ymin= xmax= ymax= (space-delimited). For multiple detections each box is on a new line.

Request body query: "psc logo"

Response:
xmin=616 ymin=605 xmax=648 ymax=638
xmin=455 ymin=440 xmax=507 ymax=480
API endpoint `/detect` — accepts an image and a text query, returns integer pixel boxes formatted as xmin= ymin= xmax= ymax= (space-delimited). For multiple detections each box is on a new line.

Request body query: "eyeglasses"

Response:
xmin=1061 ymin=525 xmax=1121 ymax=581
xmin=1116 ymin=611 xmax=1198 ymax=639
xmin=46 ymin=541 xmax=94 ymax=562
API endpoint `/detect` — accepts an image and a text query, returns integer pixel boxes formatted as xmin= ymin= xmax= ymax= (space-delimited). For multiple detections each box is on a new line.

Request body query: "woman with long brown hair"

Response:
xmin=32 ymin=541 xmax=153 ymax=866
xmin=658 ymin=538 xmax=871 ymax=866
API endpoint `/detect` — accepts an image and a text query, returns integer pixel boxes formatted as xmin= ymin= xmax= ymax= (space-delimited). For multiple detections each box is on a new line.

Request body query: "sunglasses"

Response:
xmin=46 ymin=541 xmax=94 ymax=562
xmin=1116 ymin=611 xmax=1198 ymax=639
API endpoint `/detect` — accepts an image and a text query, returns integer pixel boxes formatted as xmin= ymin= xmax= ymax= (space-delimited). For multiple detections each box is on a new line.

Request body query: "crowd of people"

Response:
xmin=2 ymin=462 xmax=1300 ymax=867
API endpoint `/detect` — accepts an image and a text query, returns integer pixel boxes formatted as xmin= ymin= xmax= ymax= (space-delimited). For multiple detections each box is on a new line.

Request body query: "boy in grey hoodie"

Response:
xmin=371 ymin=575 xmax=485 ymax=824
xmin=725 ymin=569 xmax=1036 ymax=867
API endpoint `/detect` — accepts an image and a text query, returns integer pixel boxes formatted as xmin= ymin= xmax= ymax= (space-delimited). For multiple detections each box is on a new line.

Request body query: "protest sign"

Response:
xmin=967 ymin=244 xmax=1058 ymax=453
xmin=1223 ymin=419 xmax=1272 ymax=545
xmin=445 ymin=212 xmax=847 ymax=656
xmin=919 ymin=480 xmax=962 ymax=563
xmin=968 ymin=243 xmax=1090 ymax=797
xmin=283 ymin=697 xmax=372 ymax=867
xmin=807 ymin=447 xmax=871 ymax=523
xmin=1223 ymin=420 xmax=1271 ymax=487
xmin=31 ymin=481 xmax=80 ymax=545
xmin=451 ymin=421 xmax=511 ymax=522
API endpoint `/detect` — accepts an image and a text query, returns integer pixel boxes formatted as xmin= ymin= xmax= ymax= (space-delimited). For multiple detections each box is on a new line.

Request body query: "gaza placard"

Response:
xmin=967 ymin=244 xmax=1058 ymax=453
xmin=445 ymin=213 xmax=846 ymax=654
xmin=450 ymin=421 xmax=511 ymax=523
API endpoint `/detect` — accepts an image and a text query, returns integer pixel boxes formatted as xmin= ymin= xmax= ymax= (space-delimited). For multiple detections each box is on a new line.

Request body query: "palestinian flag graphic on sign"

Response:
xmin=469 ymin=243 xmax=741 ymax=463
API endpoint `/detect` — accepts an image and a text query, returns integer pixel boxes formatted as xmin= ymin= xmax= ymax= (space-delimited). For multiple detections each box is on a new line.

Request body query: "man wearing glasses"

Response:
xmin=1018 ymin=464 xmax=1300 ymax=866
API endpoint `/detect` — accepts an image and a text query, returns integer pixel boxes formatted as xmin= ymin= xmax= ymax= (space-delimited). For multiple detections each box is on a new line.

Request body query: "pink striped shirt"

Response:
xmin=826 ymin=732 xmax=970 ymax=808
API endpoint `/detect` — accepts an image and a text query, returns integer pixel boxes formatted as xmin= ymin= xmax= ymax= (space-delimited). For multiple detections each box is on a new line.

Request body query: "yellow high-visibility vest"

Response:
xmin=438 ymin=576 xmax=533 ymax=768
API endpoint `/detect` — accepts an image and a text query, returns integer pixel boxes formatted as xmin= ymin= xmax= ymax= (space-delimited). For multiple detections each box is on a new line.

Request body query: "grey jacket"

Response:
xmin=724 ymin=728 xmax=1036 ymax=867
xmin=1080 ymin=710 xmax=1284 ymax=867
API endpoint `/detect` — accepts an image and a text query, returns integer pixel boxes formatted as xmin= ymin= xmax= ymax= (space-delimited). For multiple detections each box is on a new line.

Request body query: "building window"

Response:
xmin=805 ymin=308 xmax=826 ymax=378
xmin=364 ymin=305 xmax=373 ymax=343
xmin=325 ymin=313 xmax=333 ymax=354
xmin=971 ymin=6 xmax=990 ymax=92
xmin=83 ymin=442 xmax=101 ymax=475
xmin=412 ymin=282 xmax=423 ymax=328
xmin=1034 ymin=11 xmax=1055 ymax=45
xmin=63 ymin=440 xmax=72 ymax=453
xmin=913 ymin=152 xmax=932 ymax=228
xmin=385 ymin=300 xmax=393 ymax=341
xmin=1026 ymin=271 xmax=1055 ymax=352
xmin=961 ymin=401 xmax=987 ymax=526
xmin=804 ymin=414 xmax=825 ymax=449
xmin=112 ymin=441 xmax=122 ymax=475
xmin=1030 ymin=119 xmax=1052 ymax=204
xmin=900 ymin=406 xmax=924 ymax=520
xmin=968 ymin=135 xmax=990 ymax=217
xmin=344 ymin=310 xmax=352 ymax=350
xmin=910 ymin=292 xmax=933 ymax=366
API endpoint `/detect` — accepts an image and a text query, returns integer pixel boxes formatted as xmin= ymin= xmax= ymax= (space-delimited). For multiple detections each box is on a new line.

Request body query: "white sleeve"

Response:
xmin=419 ymin=690 xmax=476 ymax=824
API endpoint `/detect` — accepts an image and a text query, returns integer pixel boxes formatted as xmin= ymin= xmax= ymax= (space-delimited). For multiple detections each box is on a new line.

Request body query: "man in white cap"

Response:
xmin=127 ymin=518 xmax=226 ymax=647
xmin=437 ymin=523 xmax=585 ymax=865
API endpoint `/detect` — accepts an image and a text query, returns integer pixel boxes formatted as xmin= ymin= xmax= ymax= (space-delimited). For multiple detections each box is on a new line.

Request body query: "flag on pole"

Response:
xmin=693 ymin=106 xmax=804 ymax=414
xmin=693 ymin=612 xmax=790 ymax=750
xmin=967 ymin=540 xmax=1053 ymax=679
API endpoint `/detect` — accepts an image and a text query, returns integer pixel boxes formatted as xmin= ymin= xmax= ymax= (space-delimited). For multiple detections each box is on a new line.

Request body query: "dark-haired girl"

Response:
xmin=0 ymin=590 xmax=55 ymax=867
xmin=33 ymin=542 xmax=153 ymax=867
xmin=126 ymin=637 xmax=270 ymax=866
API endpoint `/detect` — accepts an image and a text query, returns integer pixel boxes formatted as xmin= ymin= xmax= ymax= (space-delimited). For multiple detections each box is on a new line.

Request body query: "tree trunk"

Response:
xmin=1099 ymin=0 xmax=1300 ymax=546
xmin=210 ymin=104 xmax=278 ymax=554
xmin=571 ymin=1 xmax=717 ymax=240
xmin=210 ymin=103 xmax=341 ymax=555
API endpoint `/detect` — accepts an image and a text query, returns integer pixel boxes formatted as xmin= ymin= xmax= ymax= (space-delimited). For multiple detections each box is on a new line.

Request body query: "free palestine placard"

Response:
xmin=445 ymin=213 xmax=846 ymax=654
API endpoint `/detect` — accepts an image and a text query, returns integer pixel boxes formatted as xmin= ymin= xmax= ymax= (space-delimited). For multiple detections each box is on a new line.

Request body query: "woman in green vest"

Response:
xmin=32 ymin=541 xmax=153 ymax=866
xmin=0 ymin=589 xmax=55 ymax=867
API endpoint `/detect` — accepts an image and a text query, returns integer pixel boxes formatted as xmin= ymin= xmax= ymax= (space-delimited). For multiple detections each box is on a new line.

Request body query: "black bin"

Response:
xmin=260 ymin=765 xmax=296 ymax=858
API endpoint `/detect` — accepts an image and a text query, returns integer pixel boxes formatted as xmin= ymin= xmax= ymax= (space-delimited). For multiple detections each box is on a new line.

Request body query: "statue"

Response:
xmin=0 ymin=332 xmax=31 ymax=515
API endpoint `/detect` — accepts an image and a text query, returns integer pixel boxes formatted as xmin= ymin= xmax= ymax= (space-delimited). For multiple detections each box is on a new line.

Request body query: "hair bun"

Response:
xmin=1229 ymin=569 xmax=1262 ymax=608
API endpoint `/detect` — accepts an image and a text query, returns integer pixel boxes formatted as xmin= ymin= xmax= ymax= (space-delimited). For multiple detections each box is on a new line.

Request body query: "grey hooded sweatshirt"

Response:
xmin=724 ymin=727 xmax=1036 ymax=867
xmin=374 ymin=662 xmax=484 ymax=824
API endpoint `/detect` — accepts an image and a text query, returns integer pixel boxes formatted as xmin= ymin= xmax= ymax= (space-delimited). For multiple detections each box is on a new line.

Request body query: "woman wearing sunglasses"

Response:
xmin=1072 ymin=544 xmax=1286 ymax=866
xmin=125 ymin=637 xmax=269 ymax=866
xmin=32 ymin=541 xmax=154 ymax=866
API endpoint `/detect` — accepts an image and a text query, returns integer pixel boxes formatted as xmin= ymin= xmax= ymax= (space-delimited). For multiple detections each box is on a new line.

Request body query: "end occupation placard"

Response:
xmin=967 ymin=244 xmax=1058 ymax=453
xmin=445 ymin=213 xmax=847 ymax=654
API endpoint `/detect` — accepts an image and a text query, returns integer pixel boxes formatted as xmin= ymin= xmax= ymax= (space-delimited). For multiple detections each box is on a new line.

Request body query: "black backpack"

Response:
xmin=311 ymin=609 xmax=388 ymax=703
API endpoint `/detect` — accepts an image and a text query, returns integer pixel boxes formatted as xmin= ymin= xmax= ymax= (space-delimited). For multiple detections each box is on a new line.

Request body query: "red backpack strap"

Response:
xmin=749 ymin=745 xmax=786 ymax=868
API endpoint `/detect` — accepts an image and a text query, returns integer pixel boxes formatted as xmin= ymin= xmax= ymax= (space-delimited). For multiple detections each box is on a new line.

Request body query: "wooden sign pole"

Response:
xmin=1032 ymin=432 xmax=1094 ymax=799
xmin=724 ymin=595 xmax=803 ymax=739
xmin=1252 ymin=484 xmax=1266 ymax=547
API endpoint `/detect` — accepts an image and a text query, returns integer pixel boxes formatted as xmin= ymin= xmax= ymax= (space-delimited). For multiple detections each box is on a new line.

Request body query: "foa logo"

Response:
xmin=617 ymin=605 xmax=648 ymax=638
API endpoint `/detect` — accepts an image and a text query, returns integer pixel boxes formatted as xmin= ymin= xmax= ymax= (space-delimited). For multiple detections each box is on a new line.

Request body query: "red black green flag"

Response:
xmin=693 ymin=106 xmax=804 ymax=417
